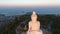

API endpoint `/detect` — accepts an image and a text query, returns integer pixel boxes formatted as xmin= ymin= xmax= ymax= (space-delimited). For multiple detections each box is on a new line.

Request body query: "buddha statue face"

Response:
xmin=31 ymin=11 xmax=37 ymax=21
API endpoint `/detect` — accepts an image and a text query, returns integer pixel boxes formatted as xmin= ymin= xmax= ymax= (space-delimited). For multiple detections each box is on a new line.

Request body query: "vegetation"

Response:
xmin=0 ymin=13 xmax=60 ymax=34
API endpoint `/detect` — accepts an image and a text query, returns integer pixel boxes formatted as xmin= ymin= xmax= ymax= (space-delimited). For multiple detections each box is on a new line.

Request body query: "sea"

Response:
xmin=0 ymin=6 xmax=60 ymax=16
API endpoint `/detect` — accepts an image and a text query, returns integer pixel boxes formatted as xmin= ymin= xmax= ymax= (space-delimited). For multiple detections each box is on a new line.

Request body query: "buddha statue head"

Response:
xmin=31 ymin=11 xmax=37 ymax=21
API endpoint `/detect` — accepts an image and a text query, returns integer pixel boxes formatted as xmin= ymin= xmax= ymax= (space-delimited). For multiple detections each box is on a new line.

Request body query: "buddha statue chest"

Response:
xmin=30 ymin=22 xmax=40 ymax=30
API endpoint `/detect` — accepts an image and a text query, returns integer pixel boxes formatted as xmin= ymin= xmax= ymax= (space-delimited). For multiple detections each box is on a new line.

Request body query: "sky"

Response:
xmin=0 ymin=0 xmax=60 ymax=7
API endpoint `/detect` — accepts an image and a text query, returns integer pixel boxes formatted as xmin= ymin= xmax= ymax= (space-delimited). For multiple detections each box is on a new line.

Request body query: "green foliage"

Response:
xmin=1 ymin=14 xmax=60 ymax=34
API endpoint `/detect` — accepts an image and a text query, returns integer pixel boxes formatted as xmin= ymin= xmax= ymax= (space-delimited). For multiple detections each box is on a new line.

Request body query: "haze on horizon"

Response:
xmin=0 ymin=0 xmax=60 ymax=7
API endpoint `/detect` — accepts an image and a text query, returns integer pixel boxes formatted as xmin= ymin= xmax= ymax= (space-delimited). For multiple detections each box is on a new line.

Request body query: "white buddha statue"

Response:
xmin=27 ymin=11 xmax=43 ymax=34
